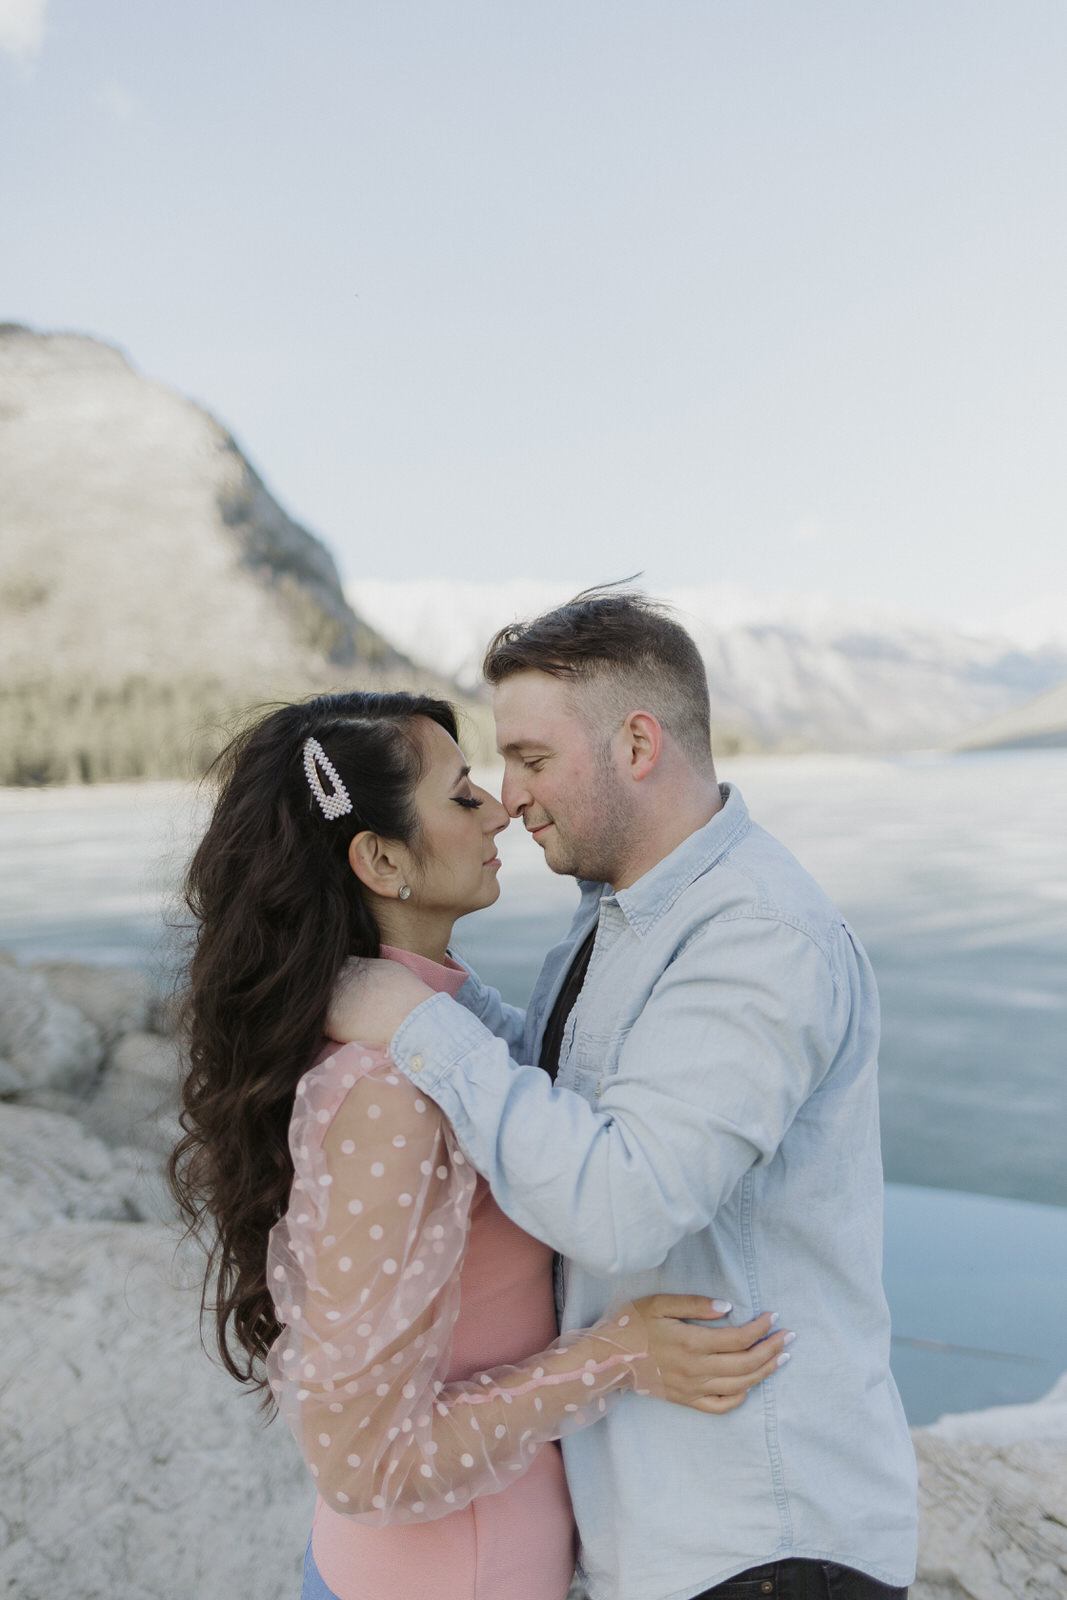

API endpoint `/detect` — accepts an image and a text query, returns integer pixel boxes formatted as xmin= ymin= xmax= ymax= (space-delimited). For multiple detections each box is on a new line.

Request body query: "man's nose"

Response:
xmin=500 ymin=770 xmax=527 ymax=818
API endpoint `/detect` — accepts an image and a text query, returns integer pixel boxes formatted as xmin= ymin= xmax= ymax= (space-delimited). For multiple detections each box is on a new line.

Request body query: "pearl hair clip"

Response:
xmin=302 ymin=737 xmax=353 ymax=821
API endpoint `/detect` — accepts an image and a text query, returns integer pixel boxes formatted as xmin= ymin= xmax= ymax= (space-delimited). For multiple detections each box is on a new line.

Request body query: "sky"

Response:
xmin=3 ymin=0 xmax=1066 ymax=635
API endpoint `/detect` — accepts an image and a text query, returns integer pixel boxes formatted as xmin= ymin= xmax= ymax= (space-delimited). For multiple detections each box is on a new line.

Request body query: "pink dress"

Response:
xmin=266 ymin=947 xmax=657 ymax=1600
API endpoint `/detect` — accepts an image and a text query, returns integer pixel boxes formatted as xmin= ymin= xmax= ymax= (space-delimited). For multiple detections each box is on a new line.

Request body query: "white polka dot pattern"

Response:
xmin=266 ymin=1039 xmax=656 ymax=1529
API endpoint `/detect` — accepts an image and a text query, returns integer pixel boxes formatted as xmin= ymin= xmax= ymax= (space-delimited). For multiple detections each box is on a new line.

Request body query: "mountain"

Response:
xmin=347 ymin=578 xmax=1067 ymax=754
xmin=954 ymin=679 xmax=1067 ymax=751
xmin=0 ymin=327 xmax=467 ymax=784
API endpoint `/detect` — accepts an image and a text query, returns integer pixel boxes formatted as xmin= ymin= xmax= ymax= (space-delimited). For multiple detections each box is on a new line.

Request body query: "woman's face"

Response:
xmin=407 ymin=717 xmax=510 ymax=919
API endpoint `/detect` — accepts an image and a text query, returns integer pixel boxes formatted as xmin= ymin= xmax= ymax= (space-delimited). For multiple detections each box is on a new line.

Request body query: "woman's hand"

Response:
xmin=327 ymin=957 xmax=435 ymax=1046
xmin=628 ymin=1296 xmax=792 ymax=1414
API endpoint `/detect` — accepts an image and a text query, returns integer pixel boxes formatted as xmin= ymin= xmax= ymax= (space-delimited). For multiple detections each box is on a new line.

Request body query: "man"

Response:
xmin=333 ymin=589 xmax=917 ymax=1600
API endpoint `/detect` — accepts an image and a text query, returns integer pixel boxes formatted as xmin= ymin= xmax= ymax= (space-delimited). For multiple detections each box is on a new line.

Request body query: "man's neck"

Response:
xmin=610 ymin=777 xmax=723 ymax=892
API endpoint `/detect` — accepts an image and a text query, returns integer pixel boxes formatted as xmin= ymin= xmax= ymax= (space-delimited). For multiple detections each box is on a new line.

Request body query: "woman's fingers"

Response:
xmin=647 ymin=1306 xmax=782 ymax=1354
xmin=692 ymin=1332 xmax=793 ymax=1376
xmin=633 ymin=1296 xmax=795 ymax=1411
xmin=644 ymin=1294 xmax=736 ymax=1321
xmin=690 ymin=1390 xmax=750 ymax=1415
xmin=698 ymin=1342 xmax=791 ymax=1391
xmin=681 ymin=1346 xmax=791 ymax=1412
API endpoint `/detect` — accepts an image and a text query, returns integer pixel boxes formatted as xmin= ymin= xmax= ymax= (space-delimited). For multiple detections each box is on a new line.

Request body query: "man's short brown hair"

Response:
xmin=483 ymin=586 xmax=713 ymax=768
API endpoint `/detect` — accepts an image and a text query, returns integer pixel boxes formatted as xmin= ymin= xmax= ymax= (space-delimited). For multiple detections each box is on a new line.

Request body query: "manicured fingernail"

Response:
xmin=776 ymin=1351 xmax=792 ymax=1367
xmin=710 ymin=1299 xmax=733 ymax=1314
xmin=782 ymin=1331 xmax=797 ymax=1346
xmin=768 ymin=1311 xmax=780 ymax=1326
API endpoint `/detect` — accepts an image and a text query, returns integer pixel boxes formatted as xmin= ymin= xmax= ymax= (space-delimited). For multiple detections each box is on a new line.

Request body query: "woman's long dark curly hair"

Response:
xmin=168 ymin=690 xmax=459 ymax=1393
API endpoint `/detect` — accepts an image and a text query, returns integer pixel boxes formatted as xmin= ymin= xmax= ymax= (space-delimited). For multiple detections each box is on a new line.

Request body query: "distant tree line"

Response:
xmin=0 ymin=675 xmax=497 ymax=787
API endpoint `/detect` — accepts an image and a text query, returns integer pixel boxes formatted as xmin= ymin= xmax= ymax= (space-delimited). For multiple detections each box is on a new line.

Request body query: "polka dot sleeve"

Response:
xmin=265 ymin=1043 xmax=657 ymax=1526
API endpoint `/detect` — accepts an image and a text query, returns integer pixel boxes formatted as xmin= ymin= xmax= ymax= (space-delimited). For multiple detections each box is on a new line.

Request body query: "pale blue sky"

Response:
xmin=3 ymin=0 xmax=1065 ymax=628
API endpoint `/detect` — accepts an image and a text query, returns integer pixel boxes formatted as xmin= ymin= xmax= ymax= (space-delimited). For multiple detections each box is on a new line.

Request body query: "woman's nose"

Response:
xmin=474 ymin=784 xmax=510 ymax=833
xmin=486 ymin=797 xmax=510 ymax=835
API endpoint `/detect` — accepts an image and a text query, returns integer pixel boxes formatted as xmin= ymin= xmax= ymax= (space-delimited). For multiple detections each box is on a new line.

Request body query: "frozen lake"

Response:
xmin=2 ymin=748 xmax=1065 ymax=1206
xmin=2 ymin=749 xmax=1065 ymax=1423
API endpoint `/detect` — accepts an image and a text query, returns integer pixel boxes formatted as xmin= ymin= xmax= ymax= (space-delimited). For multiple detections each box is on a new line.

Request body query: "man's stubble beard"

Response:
xmin=543 ymin=747 xmax=638 ymax=885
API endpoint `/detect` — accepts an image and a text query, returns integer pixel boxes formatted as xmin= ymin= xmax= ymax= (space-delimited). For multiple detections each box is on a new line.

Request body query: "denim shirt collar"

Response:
xmin=603 ymin=783 xmax=750 ymax=938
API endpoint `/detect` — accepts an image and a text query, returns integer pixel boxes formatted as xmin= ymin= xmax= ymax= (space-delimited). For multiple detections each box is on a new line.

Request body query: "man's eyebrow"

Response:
xmin=499 ymin=741 xmax=550 ymax=756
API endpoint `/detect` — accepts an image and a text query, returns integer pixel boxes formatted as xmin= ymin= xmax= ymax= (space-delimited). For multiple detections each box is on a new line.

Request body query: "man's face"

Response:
xmin=493 ymin=670 xmax=635 ymax=883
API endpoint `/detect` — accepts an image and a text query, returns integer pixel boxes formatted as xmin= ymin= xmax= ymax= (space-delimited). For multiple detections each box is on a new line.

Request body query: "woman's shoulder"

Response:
xmin=291 ymin=1040 xmax=388 ymax=1133
xmin=294 ymin=1041 xmax=447 ymax=1152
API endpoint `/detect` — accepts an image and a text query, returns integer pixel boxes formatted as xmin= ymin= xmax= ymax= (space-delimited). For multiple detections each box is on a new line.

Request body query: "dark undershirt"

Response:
xmin=537 ymin=927 xmax=596 ymax=1083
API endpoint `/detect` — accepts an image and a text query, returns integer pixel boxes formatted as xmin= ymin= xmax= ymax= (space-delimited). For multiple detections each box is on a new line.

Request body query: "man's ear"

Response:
xmin=622 ymin=710 xmax=663 ymax=781
xmin=348 ymin=830 xmax=408 ymax=897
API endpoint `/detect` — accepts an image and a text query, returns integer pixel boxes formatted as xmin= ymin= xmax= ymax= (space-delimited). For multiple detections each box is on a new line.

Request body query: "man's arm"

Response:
xmin=447 ymin=955 xmax=528 ymax=1053
xmin=391 ymin=917 xmax=846 ymax=1276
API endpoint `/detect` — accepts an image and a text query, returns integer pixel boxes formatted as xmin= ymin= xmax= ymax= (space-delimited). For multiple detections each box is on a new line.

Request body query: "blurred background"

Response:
xmin=2 ymin=4 xmax=1066 ymax=1597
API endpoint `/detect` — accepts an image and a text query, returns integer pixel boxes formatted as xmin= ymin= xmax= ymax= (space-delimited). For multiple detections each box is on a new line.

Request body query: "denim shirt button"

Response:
xmin=409 ymin=1053 xmax=424 ymax=1073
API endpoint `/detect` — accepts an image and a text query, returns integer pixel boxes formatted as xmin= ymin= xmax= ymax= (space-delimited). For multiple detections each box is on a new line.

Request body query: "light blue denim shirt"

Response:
xmin=391 ymin=785 xmax=918 ymax=1600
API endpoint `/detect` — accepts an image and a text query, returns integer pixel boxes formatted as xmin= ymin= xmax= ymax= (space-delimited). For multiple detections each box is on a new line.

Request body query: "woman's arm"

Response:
xmin=267 ymin=1049 xmax=786 ymax=1526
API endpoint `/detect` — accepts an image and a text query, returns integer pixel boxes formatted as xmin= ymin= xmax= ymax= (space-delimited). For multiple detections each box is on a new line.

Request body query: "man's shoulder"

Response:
xmin=679 ymin=815 xmax=851 ymax=956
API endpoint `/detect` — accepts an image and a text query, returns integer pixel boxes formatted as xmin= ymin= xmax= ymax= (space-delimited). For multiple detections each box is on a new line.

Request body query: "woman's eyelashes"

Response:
xmin=453 ymin=794 xmax=484 ymax=809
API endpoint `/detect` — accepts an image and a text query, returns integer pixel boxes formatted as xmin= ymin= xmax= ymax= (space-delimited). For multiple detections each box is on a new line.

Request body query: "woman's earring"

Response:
xmin=398 ymin=885 xmax=411 ymax=901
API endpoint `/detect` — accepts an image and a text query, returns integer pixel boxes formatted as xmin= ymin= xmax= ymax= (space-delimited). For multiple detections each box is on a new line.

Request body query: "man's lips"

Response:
xmin=527 ymin=821 xmax=552 ymax=840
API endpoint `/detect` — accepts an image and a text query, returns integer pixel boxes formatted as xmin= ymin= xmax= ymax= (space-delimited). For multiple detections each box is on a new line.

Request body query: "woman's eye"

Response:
xmin=453 ymin=794 xmax=484 ymax=809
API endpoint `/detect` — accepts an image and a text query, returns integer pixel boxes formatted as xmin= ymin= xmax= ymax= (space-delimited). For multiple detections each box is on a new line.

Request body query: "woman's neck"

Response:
xmin=373 ymin=905 xmax=454 ymax=967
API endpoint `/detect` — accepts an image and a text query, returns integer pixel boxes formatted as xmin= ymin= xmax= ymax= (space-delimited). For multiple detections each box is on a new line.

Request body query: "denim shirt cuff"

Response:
xmin=391 ymin=991 xmax=488 ymax=1092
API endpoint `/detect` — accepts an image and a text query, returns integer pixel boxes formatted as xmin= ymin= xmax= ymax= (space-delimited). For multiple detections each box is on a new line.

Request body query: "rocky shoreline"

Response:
xmin=1 ymin=953 xmax=1063 ymax=1600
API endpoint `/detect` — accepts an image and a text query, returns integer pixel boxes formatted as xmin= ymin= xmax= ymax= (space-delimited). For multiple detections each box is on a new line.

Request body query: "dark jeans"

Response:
xmin=691 ymin=1558 xmax=908 ymax=1600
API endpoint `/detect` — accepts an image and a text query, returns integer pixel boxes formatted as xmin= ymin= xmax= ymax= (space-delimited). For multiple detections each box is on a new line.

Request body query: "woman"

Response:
xmin=170 ymin=691 xmax=789 ymax=1600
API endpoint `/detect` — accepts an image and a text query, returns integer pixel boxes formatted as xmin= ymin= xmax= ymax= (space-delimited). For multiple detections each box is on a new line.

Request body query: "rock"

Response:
xmin=28 ymin=959 xmax=158 ymax=1047
xmin=81 ymin=1030 xmax=183 ymax=1155
xmin=912 ymin=1376 xmax=1067 ymax=1600
xmin=110 ymin=1143 xmax=181 ymax=1224
xmin=0 ymin=1054 xmax=23 ymax=1094
xmin=0 ymin=1221 xmax=313 ymax=1600
xmin=109 ymin=1029 xmax=182 ymax=1085
xmin=0 ymin=1103 xmax=142 ymax=1233
xmin=0 ymin=961 xmax=103 ymax=1094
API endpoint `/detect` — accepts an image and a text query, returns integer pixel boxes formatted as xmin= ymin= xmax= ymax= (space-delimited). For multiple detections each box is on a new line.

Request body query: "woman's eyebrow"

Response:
xmin=450 ymin=763 xmax=472 ymax=787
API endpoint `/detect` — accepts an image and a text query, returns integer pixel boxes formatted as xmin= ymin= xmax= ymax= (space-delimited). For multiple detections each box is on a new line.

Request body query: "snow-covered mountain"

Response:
xmin=346 ymin=578 xmax=1067 ymax=754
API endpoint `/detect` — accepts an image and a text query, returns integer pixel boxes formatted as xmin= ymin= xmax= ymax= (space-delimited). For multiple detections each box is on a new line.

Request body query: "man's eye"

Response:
xmin=524 ymin=758 xmax=546 ymax=772
xmin=453 ymin=795 xmax=484 ymax=809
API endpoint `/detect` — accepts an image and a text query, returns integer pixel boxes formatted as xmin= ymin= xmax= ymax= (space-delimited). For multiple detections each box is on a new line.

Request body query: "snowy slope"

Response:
xmin=347 ymin=578 xmax=1067 ymax=754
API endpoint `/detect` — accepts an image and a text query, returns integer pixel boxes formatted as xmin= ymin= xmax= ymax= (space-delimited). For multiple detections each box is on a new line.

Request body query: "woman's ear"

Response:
xmin=348 ymin=830 xmax=409 ymax=898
